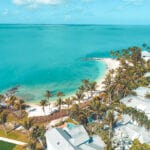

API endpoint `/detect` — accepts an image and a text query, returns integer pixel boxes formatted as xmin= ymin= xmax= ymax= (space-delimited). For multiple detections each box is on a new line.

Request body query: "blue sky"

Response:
xmin=0 ymin=0 xmax=149 ymax=24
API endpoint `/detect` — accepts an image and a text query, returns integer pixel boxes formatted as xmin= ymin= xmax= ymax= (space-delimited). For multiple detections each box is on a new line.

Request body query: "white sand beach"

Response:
xmin=26 ymin=58 xmax=120 ymax=118
xmin=96 ymin=58 xmax=120 ymax=91
xmin=26 ymin=102 xmax=59 ymax=117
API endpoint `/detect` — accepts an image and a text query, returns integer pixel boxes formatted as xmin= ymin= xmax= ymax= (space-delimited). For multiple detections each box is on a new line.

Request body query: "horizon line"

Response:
xmin=0 ymin=23 xmax=150 ymax=26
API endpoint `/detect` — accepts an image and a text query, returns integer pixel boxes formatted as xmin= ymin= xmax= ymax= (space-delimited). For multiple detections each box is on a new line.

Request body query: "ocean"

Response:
xmin=0 ymin=25 xmax=150 ymax=102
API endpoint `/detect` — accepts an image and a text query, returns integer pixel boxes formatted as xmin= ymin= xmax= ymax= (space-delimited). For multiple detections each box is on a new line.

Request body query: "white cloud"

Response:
xmin=12 ymin=0 xmax=63 ymax=6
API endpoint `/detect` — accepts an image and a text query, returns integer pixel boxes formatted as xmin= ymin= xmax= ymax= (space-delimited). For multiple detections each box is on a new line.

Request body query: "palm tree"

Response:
xmin=56 ymin=98 xmax=62 ymax=111
xmin=30 ymin=125 xmax=46 ymax=149
xmin=56 ymin=91 xmax=64 ymax=111
xmin=78 ymin=113 xmax=87 ymax=126
xmin=75 ymin=91 xmax=85 ymax=104
xmin=0 ymin=94 xmax=4 ymax=103
xmin=71 ymin=96 xmax=76 ymax=104
xmin=99 ymin=91 xmax=107 ymax=102
xmin=22 ymin=118 xmax=33 ymax=139
xmin=70 ymin=104 xmax=80 ymax=119
xmin=6 ymin=95 xmax=18 ymax=111
xmin=44 ymin=90 xmax=52 ymax=111
xmin=110 ymin=50 xmax=115 ymax=58
xmin=27 ymin=141 xmax=36 ymax=150
xmin=40 ymin=100 xmax=48 ymax=114
xmin=44 ymin=90 xmax=52 ymax=100
xmin=107 ymin=110 xmax=115 ymax=140
xmin=103 ymin=73 xmax=112 ymax=89
xmin=82 ymin=79 xmax=90 ymax=86
xmin=30 ymin=126 xmax=40 ymax=149
xmin=89 ymin=99 xmax=101 ymax=121
xmin=82 ymin=79 xmax=90 ymax=92
xmin=64 ymin=97 xmax=72 ymax=114
xmin=78 ymin=85 xmax=85 ymax=93
xmin=14 ymin=99 xmax=25 ymax=118
xmin=89 ymin=81 xmax=97 ymax=97
xmin=56 ymin=91 xmax=64 ymax=97
xmin=0 ymin=112 xmax=7 ymax=135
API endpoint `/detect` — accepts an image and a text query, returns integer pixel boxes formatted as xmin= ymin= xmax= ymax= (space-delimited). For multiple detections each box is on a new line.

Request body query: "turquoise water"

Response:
xmin=0 ymin=25 xmax=150 ymax=102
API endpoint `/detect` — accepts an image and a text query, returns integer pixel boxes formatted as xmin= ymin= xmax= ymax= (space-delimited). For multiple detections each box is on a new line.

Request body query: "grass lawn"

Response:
xmin=0 ymin=141 xmax=16 ymax=150
xmin=0 ymin=129 xmax=29 ymax=143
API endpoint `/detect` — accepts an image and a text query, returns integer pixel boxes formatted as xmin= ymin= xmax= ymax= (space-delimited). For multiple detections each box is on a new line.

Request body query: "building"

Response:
xmin=112 ymin=115 xmax=150 ymax=150
xmin=114 ymin=115 xmax=150 ymax=142
xmin=121 ymin=87 xmax=150 ymax=119
xmin=45 ymin=124 xmax=105 ymax=150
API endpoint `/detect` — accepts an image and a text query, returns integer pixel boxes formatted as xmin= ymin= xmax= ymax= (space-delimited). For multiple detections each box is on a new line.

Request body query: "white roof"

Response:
xmin=115 ymin=123 xmax=150 ymax=144
xmin=46 ymin=125 xmax=105 ymax=150
xmin=121 ymin=90 xmax=150 ymax=119
xmin=144 ymin=72 xmax=150 ymax=77
xmin=79 ymin=144 xmax=103 ymax=150
xmin=45 ymin=128 xmax=77 ymax=150
xmin=133 ymin=87 xmax=150 ymax=98
xmin=117 ymin=115 xmax=131 ymax=126
xmin=142 ymin=51 xmax=150 ymax=61
xmin=79 ymin=135 xmax=105 ymax=150
xmin=64 ymin=125 xmax=89 ymax=146
xmin=92 ymin=135 xmax=105 ymax=149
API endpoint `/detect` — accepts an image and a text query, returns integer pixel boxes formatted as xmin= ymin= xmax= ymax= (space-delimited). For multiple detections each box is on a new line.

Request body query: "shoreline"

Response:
xmin=96 ymin=58 xmax=120 ymax=91
xmin=27 ymin=59 xmax=120 ymax=104
xmin=25 ymin=58 xmax=120 ymax=117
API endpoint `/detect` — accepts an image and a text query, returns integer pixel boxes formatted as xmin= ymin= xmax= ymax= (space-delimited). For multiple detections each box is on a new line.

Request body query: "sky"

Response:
xmin=0 ymin=0 xmax=150 ymax=24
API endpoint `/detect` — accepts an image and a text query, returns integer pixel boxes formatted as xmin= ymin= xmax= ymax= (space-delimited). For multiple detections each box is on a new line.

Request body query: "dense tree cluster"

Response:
xmin=130 ymin=139 xmax=150 ymax=150
xmin=0 ymin=45 xmax=150 ymax=150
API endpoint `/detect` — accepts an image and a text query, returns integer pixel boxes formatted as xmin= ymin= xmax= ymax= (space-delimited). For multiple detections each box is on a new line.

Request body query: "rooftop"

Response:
xmin=142 ymin=51 xmax=150 ymax=61
xmin=45 ymin=124 xmax=105 ymax=150
xmin=112 ymin=115 xmax=150 ymax=150
xmin=144 ymin=72 xmax=150 ymax=78
xmin=114 ymin=116 xmax=150 ymax=144
xmin=121 ymin=87 xmax=150 ymax=119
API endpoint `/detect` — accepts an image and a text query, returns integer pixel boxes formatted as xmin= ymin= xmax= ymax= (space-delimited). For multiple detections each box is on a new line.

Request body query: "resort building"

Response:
xmin=112 ymin=115 xmax=150 ymax=150
xmin=121 ymin=87 xmax=150 ymax=119
xmin=45 ymin=124 xmax=105 ymax=150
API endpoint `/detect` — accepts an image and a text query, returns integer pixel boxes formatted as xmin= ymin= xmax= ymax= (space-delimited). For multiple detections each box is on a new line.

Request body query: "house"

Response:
xmin=120 ymin=87 xmax=150 ymax=119
xmin=45 ymin=124 xmax=105 ymax=150
xmin=112 ymin=115 xmax=150 ymax=150
xmin=114 ymin=116 xmax=150 ymax=144
xmin=133 ymin=87 xmax=150 ymax=98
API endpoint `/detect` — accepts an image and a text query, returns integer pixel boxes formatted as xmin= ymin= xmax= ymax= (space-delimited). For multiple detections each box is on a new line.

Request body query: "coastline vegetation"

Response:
xmin=0 ymin=45 xmax=149 ymax=149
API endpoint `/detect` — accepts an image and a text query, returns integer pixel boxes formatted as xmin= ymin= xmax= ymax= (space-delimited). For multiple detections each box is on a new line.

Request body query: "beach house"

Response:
xmin=112 ymin=114 xmax=150 ymax=149
xmin=45 ymin=124 xmax=105 ymax=150
xmin=120 ymin=87 xmax=150 ymax=119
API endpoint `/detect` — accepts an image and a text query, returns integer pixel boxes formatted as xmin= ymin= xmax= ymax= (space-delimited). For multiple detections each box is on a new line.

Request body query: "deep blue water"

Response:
xmin=0 ymin=25 xmax=150 ymax=102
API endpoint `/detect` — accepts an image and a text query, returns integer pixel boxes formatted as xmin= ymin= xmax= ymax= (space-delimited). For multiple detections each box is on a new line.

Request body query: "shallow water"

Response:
xmin=0 ymin=25 xmax=150 ymax=102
